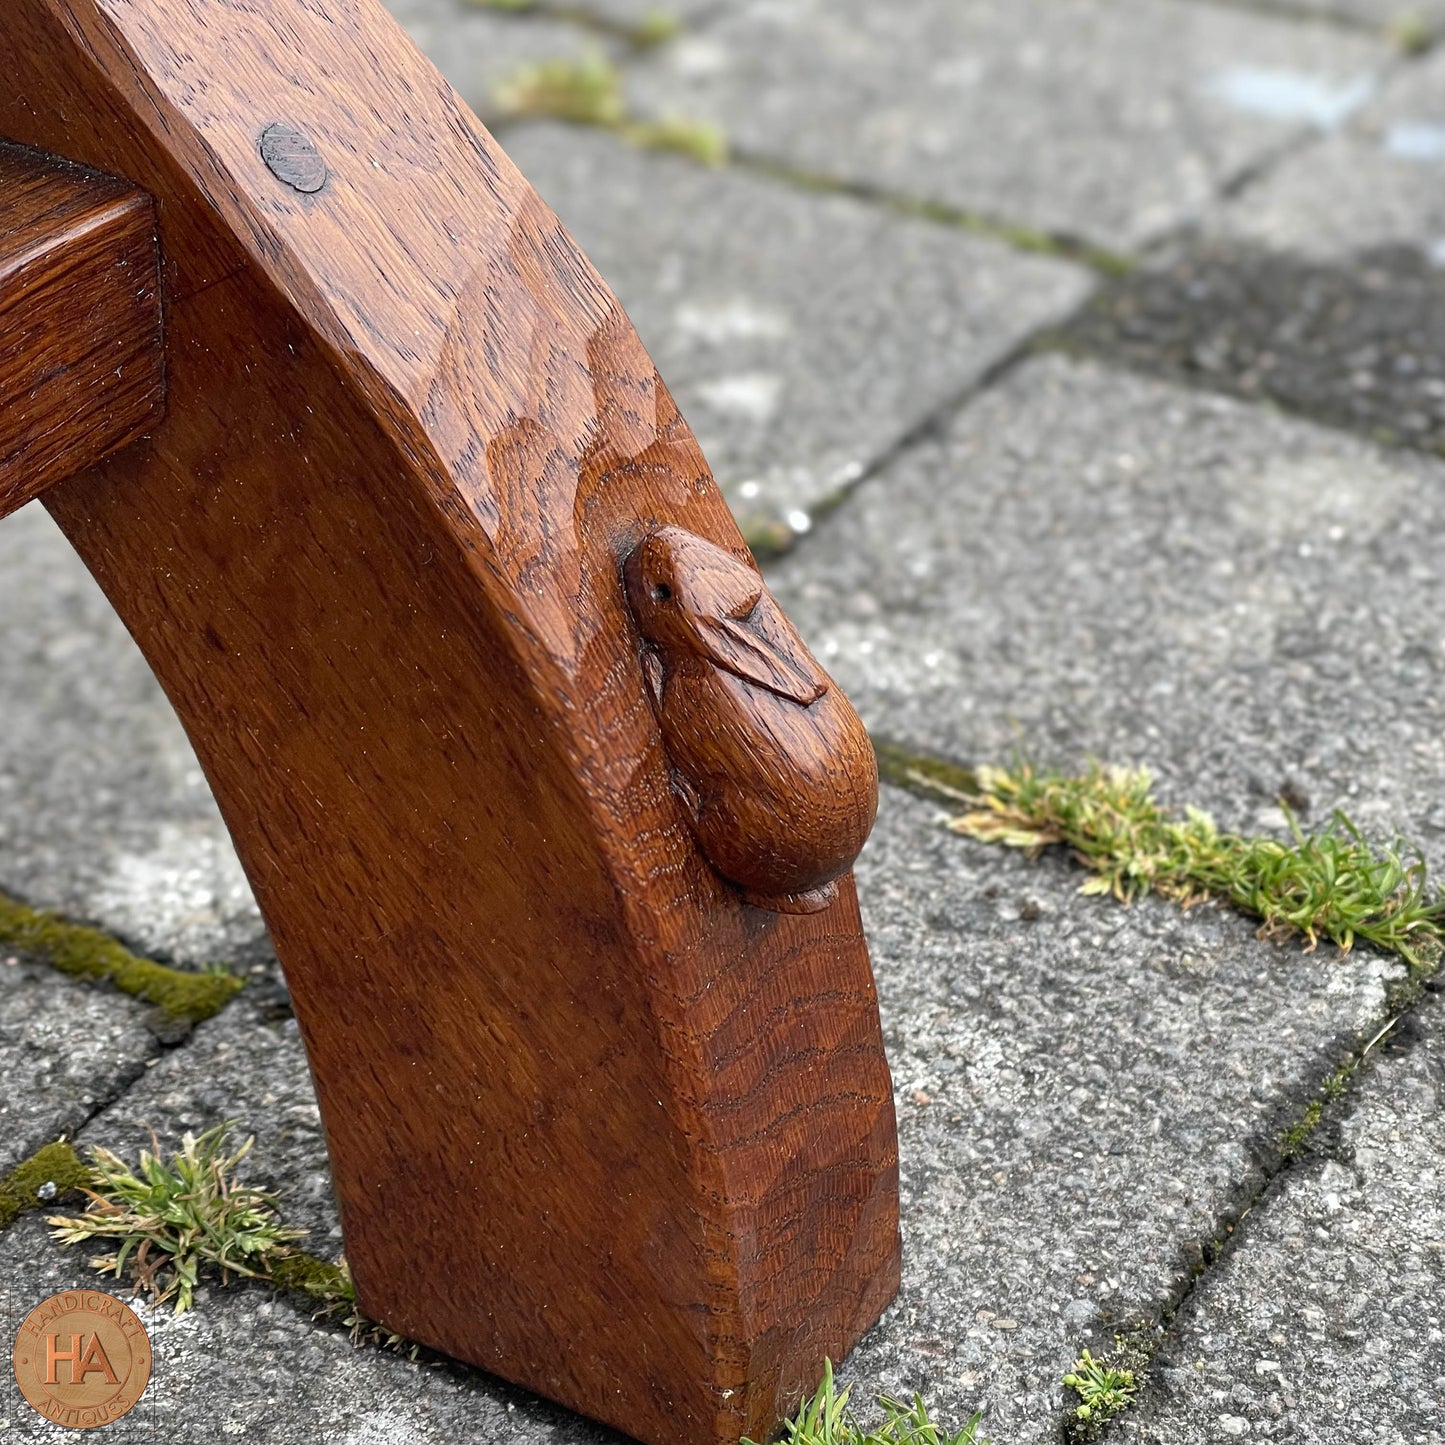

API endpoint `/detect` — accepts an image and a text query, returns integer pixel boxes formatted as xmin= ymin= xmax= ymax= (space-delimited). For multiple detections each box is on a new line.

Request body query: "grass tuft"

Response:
xmin=42 ymin=1125 xmax=419 ymax=1353
xmin=742 ymin=1358 xmax=988 ymax=1445
xmin=0 ymin=890 xmax=243 ymax=1022
xmin=46 ymin=1122 xmax=309 ymax=1312
xmin=951 ymin=760 xmax=1445 ymax=970
xmin=492 ymin=53 xmax=726 ymax=163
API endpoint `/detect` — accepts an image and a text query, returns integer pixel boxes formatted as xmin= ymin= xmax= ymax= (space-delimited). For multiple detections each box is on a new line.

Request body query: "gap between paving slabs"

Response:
xmin=872 ymin=739 xmax=1440 ymax=1439
xmin=0 ymin=888 xmax=244 ymax=1027
xmin=0 ymin=888 xmax=251 ymax=1183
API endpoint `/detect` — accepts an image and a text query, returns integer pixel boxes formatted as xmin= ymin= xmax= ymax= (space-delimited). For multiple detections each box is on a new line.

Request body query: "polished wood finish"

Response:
xmin=626 ymin=526 xmax=879 ymax=914
xmin=0 ymin=3 xmax=899 ymax=1441
xmin=0 ymin=143 xmax=162 ymax=521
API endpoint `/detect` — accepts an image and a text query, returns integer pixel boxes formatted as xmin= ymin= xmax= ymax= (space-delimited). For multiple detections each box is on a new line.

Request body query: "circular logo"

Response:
xmin=12 ymin=1290 xmax=151 ymax=1430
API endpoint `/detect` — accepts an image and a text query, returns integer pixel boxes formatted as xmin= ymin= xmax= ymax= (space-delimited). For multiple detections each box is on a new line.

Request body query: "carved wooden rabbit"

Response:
xmin=626 ymin=526 xmax=879 ymax=914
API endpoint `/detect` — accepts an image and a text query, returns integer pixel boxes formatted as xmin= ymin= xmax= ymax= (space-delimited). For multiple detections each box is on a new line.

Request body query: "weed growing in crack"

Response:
xmin=742 ymin=1358 xmax=988 ymax=1445
xmin=46 ymin=1123 xmax=308 ymax=1311
xmin=44 ymin=1125 xmax=420 ymax=1355
xmin=951 ymin=760 xmax=1445 ymax=970
xmin=492 ymin=53 xmax=726 ymax=163
xmin=1062 ymin=1346 xmax=1138 ymax=1433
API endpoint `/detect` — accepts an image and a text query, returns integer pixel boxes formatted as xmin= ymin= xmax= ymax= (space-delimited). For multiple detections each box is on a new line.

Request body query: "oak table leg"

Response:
xmin=0 ymin=3 xmax=901 ymax=1441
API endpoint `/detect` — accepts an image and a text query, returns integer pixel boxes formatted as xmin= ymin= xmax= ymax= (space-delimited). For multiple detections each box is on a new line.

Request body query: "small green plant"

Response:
xmin=633 ymin=9 xmax=682 ymax=47
xmin=1389 ymin=11 xmax=1432 ymax=54
xmin=625 ymin=114 xmax=728 ymax=165
xmin=743 ymin=1359 xmax=988 ymax=1445
xmin=951 ymin=760 xmax=1445 ymax=970
xmin=494 ymin=52 xmax=626 ymax=126
xmin=46 ymin=1123 xmax=308 ymax=1311
xmin=492 ymin=53 xmax=726 ymax=163
xmin=1062 ymin=1347 xmax=1137 ymax=1427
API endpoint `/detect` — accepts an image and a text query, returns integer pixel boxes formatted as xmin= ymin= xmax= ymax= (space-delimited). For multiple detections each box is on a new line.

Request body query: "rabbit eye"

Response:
xmin=652 ymin=583 xmax=673 ymax=602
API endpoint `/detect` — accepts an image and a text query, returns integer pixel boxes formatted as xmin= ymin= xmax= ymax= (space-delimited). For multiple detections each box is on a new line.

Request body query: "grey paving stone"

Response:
xmin=628 ymin=0 xmax=1390 ymax=250
xmin=1262 ymin=0 xmax=1445 ymax=32
xmin=1119 ymin=989 xmax=1445 ymax=1444
xmin=1059 ymin=239 xmax=1445 ymax=452
xmin=836 ymin=788 xmax=1401 ymax=1445
xmin=0 ymin=786 xmax=1402 ymax=1444
xmin=0 ymin=958 xmax=157 ymax=1179
xmin=0 ymin=505 xmax=268 ymax=974
xmin=0 ymin=1212 xmax=620 ymax=1444
xmin=573 ymin=0 xmax=717 ymax=27
xmin=505 ymin=123 xmax=1092 ymax=523
xmin=770 ymin=352 xmax=1445 ymax=861
xmin=384 ymin=0 xmax=614 ymax=117
xmin=1215 ymin=48 xmax=1445 ymax=261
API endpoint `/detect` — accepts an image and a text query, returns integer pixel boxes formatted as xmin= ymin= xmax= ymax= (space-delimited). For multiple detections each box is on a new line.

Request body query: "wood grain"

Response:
xmin=0 ymin=3 xmax=900 ymax=1440
xmin=0 ymin=142 xmax=162 ymax=521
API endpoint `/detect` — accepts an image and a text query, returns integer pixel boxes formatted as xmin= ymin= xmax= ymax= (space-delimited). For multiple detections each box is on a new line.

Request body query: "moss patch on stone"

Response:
xmin=269 ymin=1250 xmax=354 ymax=1304
xmin=0 ymin=1141 xmax=91 ymax=1233
xmin=0 ymin=890 xmax=243 ymax=1022
xmin=873 ymin=738 xmax=981 ymax=806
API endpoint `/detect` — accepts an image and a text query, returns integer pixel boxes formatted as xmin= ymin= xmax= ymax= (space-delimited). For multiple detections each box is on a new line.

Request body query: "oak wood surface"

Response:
xmin=0 ymin=3 xmax=900 ymax=1440
xmin=0 ymin=142 xmax=162 ymax=521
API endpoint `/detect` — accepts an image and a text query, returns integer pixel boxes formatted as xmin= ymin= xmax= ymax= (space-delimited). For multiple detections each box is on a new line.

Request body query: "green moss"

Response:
xmin=0 ymin=890 xmax=243 ymax=1022
xmin=1278 ymin=1098 xmax=1324 ymax=1160
xmin=1388 ymin=11 xmax=1433 ymax=54
xmin=633 ymin=9 xmax=682 ymax=47
xmin=622 ymin=115 xmax=728 ymax=165
xmin=269 ymin=1250 xmax=355 ymax=1304
xmin=491 ymin=53 xmax=725 ymax=162
xmin=0 ymin=1142 xmax=91 ymax=1233
xmin=872 ymin=738 xmax=980 ymax=806
xmin=1062 ymin=1334 xmax=1152 ymax=1442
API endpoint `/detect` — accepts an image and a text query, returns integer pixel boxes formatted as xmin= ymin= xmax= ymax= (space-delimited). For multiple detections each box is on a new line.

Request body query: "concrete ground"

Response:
xmin=2 ymin=0 xmax=1443 ymax=1441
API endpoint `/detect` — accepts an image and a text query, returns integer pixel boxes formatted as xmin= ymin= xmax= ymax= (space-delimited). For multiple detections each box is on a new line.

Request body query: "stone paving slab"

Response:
xmin=0 ymin=781 xmax=1404 ymax=1443
xmin=504 ymin=122 xmax=1091 ymax=524
xmin=1120 ymin=989 xmax=1445 ymax=1444
xmin=386 ymin=0 xmax=614 ymax=117
xmin=0 ymin=1212 xmax=618 ymax=1444
xmin=629 ymin=0 xmax=1391 ymax=250
xmin=0 ymin=957 xmax=157 ymax=1179
xmin=575 ymin=0 xmax=718 ymax=26
xmin=830 ymin=788 xmax=1401 ymax=1444
xmin=1266 ymin=0 xmax=1445 ymax=31
xmin=1214 ymin=47 xmax=1445 ymax=260
xmin=0 ymin=506 xmax=269 ymax=976
xmin=1058 ymin=239 xmax=1445 ymax=453
xmin=770 ymin=352 xmax=1445 ymax=861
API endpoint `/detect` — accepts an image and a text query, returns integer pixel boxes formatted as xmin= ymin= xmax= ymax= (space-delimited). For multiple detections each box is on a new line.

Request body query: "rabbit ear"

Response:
xmin=694 ymin=599 xmax=829 ymax=706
